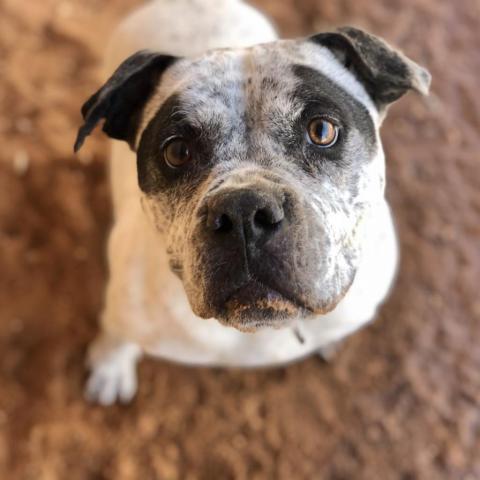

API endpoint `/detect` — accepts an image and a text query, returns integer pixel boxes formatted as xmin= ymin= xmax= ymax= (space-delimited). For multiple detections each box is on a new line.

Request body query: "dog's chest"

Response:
xmin=142 ymin=307 xmax=363 ymax=367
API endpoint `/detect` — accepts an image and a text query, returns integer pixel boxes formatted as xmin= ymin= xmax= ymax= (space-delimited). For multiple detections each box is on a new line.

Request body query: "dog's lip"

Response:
xmin=222 ymin=278 xmax=311 ymax=315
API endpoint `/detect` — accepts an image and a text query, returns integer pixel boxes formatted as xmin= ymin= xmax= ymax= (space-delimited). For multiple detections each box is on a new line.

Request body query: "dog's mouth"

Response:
xmin=216 ymin=279 xmax=308 ymax=332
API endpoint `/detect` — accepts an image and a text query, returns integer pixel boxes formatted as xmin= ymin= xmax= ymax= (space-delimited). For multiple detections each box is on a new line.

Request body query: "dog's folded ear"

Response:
xmin=74 ymin=51 xmax=177 ymax=152
xmin=311 ymin=26 xmax=431 ymax=110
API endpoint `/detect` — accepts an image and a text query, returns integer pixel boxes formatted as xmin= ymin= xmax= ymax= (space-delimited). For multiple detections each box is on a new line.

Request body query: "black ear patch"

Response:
xmin=311 ymin=27 xmax=431 ymax=109
xmin=74 ymin=51 xmax=177 ymax=152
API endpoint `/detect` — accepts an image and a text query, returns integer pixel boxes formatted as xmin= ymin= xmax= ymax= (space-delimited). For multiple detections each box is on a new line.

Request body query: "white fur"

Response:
xmin=86 ymin=0 xmax=398 ymax=403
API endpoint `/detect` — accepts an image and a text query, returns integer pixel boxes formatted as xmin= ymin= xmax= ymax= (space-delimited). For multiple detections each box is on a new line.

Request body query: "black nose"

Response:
xmin=205 ymin=188 xmax=285 ymax=242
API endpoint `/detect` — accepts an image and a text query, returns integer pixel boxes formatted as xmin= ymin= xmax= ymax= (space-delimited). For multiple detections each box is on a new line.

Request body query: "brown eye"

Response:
xmin=307 ymin=118 xmax=338 ymax=147
xmin=163 ymin=138 xmax=192 ymax=168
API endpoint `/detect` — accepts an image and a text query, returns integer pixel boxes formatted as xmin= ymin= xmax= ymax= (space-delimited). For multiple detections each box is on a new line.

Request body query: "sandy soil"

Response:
xmin=0 ymin=0 xmax=479 ymax=478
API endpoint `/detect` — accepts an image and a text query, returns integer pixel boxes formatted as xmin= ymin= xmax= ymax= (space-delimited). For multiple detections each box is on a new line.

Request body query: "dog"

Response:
xmin=74 ymin=0 xmax=430 ymax=405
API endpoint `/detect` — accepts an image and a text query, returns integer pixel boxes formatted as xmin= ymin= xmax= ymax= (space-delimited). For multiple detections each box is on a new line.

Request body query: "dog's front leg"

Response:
xmin=84 ymin=215 xmax=147 ymax=405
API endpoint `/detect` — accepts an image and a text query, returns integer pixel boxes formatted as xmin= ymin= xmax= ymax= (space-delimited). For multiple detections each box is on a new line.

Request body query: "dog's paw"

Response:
xmin=85 ymin=340 xmax=141 ymax=406
xmin=85 ymin=359 xmax=137 ymax=406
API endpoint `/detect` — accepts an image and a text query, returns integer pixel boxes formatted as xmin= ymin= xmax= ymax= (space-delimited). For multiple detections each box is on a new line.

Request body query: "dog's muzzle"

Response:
xmin=182 ymin=172 xmax=350 ymax=329
xmin=189 ymin=182 xmax=309 ymax=328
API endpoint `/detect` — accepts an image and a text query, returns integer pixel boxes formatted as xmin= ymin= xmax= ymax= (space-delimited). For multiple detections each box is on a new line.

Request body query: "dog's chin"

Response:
xmin=210 ymin=280 xmax=306 ymax=332
xmin=216 ymin=309 xmax=296 ymax=333
xmin=187 ymin=275 xmax=353 ymax=332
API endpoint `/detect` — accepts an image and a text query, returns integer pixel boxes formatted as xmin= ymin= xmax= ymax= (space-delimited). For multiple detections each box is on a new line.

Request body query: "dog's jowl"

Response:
xmin=75 ymin=0 xmax=430 ymax=405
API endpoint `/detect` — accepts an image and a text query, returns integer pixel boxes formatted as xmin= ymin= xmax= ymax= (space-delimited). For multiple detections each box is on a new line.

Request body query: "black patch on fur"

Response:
xmin=137 ymin=94 xmax=215 ymax=195
xmin=310 ymin=26 xmax=431 ymax=108
xmin=74 ymin=51 xmax=177 ymax=152
xmin=288 ymin=64 xmax=376 ymax=171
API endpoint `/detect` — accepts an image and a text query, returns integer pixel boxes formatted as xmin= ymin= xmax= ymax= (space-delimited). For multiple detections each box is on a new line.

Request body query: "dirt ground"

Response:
xmin=0 ymin=0 xmax=479 ymax=478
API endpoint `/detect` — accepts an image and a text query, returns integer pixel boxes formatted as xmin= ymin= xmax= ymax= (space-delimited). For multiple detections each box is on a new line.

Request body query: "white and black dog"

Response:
xmin=75 ymin=0 xmax=430 ymax=405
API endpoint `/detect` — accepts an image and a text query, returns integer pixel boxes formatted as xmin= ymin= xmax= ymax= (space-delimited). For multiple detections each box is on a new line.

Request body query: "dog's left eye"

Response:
xmin=163 ymin=137 xmax=192 ymax=168
xmin=307 ymin=118 xmax=338 ymax=147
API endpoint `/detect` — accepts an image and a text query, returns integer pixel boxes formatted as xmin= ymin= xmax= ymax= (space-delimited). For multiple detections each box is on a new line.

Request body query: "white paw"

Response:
xmin=85 ymin=341 xmax=140 ymax=406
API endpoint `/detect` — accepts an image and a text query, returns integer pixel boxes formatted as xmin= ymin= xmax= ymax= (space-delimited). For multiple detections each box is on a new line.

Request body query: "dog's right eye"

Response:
xmin=163 ymin=137 xmax=192 ymax=168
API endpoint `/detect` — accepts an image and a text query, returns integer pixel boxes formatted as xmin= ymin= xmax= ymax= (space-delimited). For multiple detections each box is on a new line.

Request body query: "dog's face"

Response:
xmin=136 ymin=43 xmax=383 ymax=330
xmin=76 ymin=28 xmax=430 ymax=331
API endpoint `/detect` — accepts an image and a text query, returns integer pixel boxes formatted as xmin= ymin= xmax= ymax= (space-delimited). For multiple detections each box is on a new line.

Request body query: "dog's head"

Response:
xmin=75 ymin=27 xmax=430 ymax=331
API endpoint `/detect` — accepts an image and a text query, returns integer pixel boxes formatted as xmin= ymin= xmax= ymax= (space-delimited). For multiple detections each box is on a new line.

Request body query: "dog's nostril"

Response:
xmin=205 ymin=191 xmax=286 ymax=238
xmin=254 ymin=207 xmax=283 ymax=230
xmin=212 ymin=213 xmax=233 ymax=233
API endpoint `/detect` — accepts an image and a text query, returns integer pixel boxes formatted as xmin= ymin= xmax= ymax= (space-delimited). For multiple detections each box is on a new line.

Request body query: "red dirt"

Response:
xmin=0 ymin=0 xmax=479 ymax=479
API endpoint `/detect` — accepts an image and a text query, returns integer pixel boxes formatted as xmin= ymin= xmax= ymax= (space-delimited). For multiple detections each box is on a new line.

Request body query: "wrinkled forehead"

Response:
xmin=139 ymin=40 xmax=378 ymax=139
